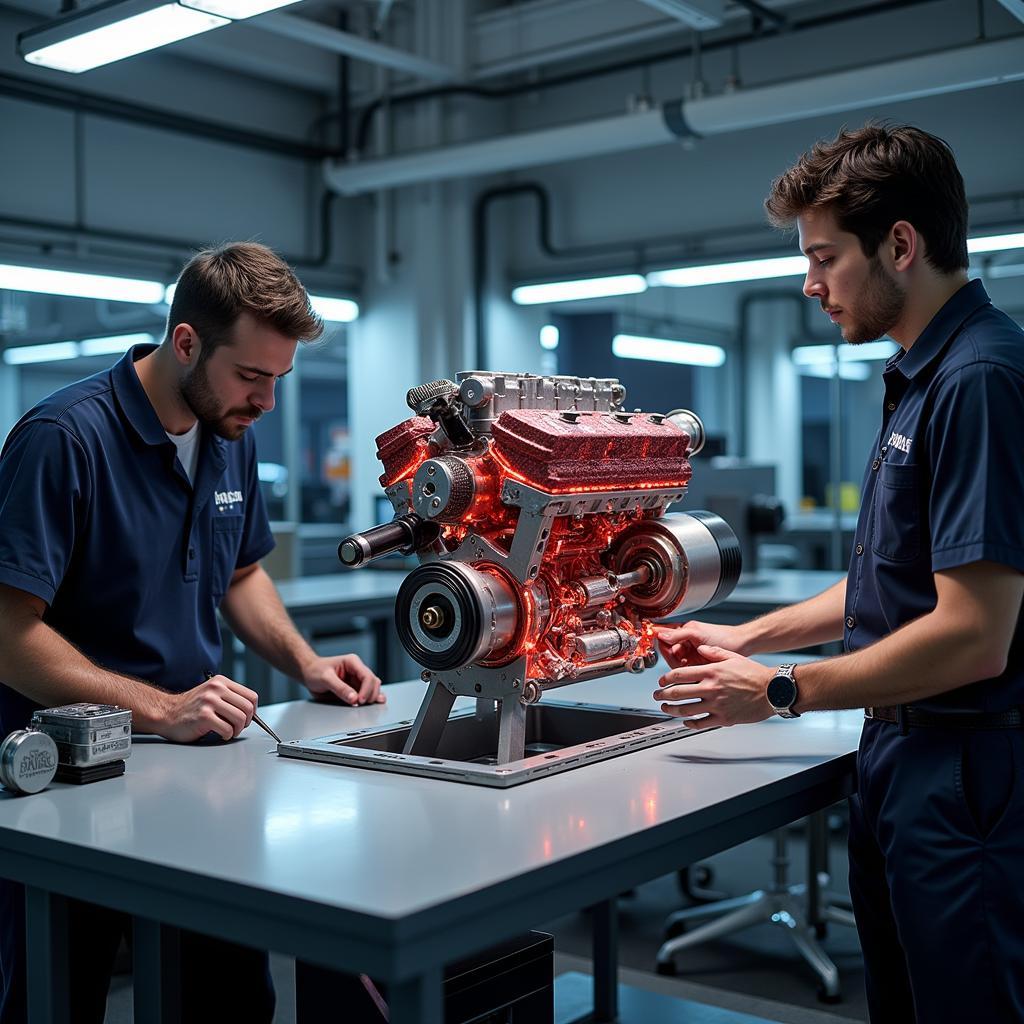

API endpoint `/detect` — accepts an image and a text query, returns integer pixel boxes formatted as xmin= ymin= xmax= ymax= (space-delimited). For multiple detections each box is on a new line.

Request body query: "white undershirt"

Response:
xmin=166 ymin=420 xmax=201 ymax=484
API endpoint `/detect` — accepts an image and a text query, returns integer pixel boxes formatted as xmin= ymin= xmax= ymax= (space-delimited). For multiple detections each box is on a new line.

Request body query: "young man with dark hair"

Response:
xmin=656 ymin=123 xmax=1024 ymax=1021
xmin=0 ymin=242 xmax=383 ymax=1023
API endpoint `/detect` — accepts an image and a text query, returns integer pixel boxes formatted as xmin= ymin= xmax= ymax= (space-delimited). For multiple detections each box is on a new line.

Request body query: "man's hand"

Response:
xmin=653 ymin=644 xmax=775 ymax=728
xmin=655 ymin=622 xmax=750 ymax=670
xmin=302 ymin=654 xmax=384 ymax=706
xmin=160 ymin=675 xmax=259 ymax=742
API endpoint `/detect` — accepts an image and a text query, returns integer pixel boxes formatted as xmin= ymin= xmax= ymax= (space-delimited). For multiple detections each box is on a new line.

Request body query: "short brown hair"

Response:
xmin=166 ymin=242 xmax=324 ymax=355
xmin=764 ymin=123 xmax=968 ymax=273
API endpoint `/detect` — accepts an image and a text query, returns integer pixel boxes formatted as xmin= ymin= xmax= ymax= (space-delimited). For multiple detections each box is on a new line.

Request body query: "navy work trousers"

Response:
xmin=0 ymin=880 xmax=275 ymax=1024
xmin=849 ymin=719 xmax=1024 ymax=1023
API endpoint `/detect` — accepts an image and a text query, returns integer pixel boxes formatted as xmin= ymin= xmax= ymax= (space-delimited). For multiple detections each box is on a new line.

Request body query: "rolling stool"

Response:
xmin=655 ymin=817 xmax=849 ymax=1003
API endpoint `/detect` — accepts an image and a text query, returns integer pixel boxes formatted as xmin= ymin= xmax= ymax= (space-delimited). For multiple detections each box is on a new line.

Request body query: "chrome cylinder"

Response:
xmin=0 ymin=730 xmax=58 ymax=795
xmin=612 ymin=511 xmax=741 ymax=618
xmin=396 ymin=562 xmax=519 ymax=670
xmin=573 ymin=627 xmax=638 ymax=663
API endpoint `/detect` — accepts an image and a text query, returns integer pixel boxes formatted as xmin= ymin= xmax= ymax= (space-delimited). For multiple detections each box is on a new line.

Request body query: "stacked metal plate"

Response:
xmin=30 ymin=703 xmax=131 ymax=782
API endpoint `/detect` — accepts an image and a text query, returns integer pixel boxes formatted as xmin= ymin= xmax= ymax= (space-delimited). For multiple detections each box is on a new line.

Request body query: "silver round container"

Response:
xmin=0 ymin=729 xmax=59 ymax=795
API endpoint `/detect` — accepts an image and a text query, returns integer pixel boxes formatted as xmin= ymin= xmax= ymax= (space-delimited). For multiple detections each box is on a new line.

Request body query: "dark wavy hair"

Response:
xmin=765 ymin=123 xmax=968 ymax=273
xmin=166 ymin=241 xmax=324 ymax=356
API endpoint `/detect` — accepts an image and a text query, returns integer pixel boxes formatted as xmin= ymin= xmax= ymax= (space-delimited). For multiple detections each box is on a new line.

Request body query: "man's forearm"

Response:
xmin=737 ymin=580 xmax=846 ymax=655
xmin=797 ymin=606 xmax=1003 ymax=712
xmin=220 ymin=566 xmax=317 ymax=681
xmin=0 ymin=615 xmax=172 ymax=731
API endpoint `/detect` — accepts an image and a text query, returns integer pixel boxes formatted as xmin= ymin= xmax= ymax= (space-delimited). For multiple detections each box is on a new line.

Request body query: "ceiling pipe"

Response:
xmin=633 ymin=0 xmax=724 ymax=31
xmin=324 ymin=35 xmax=1024 ymax=196
xmin=251 ymin=12 xmax=455 ymax=81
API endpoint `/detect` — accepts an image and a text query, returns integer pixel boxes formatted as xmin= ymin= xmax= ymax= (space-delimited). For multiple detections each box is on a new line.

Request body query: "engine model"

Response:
xmin=338 ymin=372 xmax=741 ymax=764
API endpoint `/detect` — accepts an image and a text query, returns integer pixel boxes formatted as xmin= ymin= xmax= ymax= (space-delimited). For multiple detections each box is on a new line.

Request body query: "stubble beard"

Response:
xmin=179 ymin=358 xmax=260 ymax=441
xmin=841 ymin=256 xmax=906 ymax=346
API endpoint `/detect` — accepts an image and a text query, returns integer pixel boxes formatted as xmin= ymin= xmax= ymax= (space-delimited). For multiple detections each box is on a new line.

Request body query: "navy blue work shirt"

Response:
xmin=0 ymin=344 xmax=274 ymax=733
xmin=845 ymin=279 xmax=1024 ymax=711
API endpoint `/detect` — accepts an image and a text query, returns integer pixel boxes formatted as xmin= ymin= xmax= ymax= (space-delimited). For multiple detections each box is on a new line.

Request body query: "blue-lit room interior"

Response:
xmin=2 ymin=2 xmax=1024 ymax=1022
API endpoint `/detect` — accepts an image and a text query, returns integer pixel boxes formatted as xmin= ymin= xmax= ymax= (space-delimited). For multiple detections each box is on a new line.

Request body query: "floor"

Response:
xmin=104 ymin=813 xmax=868 ymax=1023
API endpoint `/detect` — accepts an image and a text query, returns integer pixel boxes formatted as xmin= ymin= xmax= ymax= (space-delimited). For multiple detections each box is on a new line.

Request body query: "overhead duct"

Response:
xmin=324 ymin=35 xmax=1024 ymax=196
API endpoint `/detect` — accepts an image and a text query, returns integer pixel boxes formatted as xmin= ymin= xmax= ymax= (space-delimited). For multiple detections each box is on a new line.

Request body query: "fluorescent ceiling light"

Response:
xmin=181 ymin=0 xmax=302 ymax=17
xmin=512 ymin=274 xmax=647 ymax=306
xmin=3 ymin=333 xmax=152 ymax=365
xmin=0 ymin=263 xmax=164 ymax=304
xmin=792 ymin=341 xmax=899 ymax=365
xmin=513 ymin=227 xmax=1024 ymax=307
xmin=167 ymin=284 xmax=358 ymax=322
xmin=19 ymin=0 xmax=228 ymax=74
xmin=647 ymin=255 xmax=809 ymax=289
xmin=4 ymin=342 xmax=81 ymax=365
xmin=967 ymin=231 xmax=1024 ymax=255
xmin=79 ymin=332 xmax=154 ymax=356
xmin=539 ymin=325 xmax=559 ymax=350
xmin=986 ymin=262 xmax=1024 ymax=279
xmin=309 ymin=294 xmax=359 ymax=323
xmin=799 ymin=362 xmax=871 ymax=382
xmin=612 ymin=333 xmax=726 ymax=367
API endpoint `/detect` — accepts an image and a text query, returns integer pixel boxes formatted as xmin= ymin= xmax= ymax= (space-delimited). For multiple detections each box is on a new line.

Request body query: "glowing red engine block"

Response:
xmin=338 ymin=373 xmax=740 ymax=764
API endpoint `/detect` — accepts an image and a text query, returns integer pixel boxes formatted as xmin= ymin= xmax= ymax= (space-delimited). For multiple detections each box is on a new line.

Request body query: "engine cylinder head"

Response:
xmin=396 ymin=562 xmax=519 ymax=671
xmin=611 ymin=511 xmax=741 ymax=618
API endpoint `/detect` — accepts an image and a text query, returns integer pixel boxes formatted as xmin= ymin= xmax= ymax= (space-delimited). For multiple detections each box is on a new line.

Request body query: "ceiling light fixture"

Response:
xmin=164 ymin=284 xmax=359 ymax=322
xmin=18 ymin=0 xmax=228 ymax=73
xmin=18 ymin=0 xmax=308 ymax=74
xmin=792 ymin=341 xmax=899 ymax=365
xmin=3 ymin=333 xmax=154 ymax=366
xmin=798 ymin=362 xmax=872 ymax=382
xmin=0 ymin=263 xmax=165 ymax=304
xmin=612 ymin=333 xmax=726 ymax=367
xmin=647 ymin=255 xmax=809 ymax=289
xmin=512 ymin=274 xmax=647 ymax=306
xmin=967 ymin=231 xmax=1024 ymax=254
xmin=309 ymin=295 xmax=360 ymax=323
xmin=516 ymin=229 xmax=1024 ymax=304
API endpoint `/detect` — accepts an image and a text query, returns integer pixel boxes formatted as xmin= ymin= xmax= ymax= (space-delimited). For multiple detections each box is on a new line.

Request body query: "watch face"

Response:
xmin=767 ymin=674 xmax=797 ymax=710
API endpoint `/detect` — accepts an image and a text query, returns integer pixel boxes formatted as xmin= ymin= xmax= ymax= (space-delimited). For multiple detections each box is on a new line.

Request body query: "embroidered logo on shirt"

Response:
xmin=887 ymin=431 xmax=913 ymax=455
xmin=215 ymin=489 xmax=244 ymax=510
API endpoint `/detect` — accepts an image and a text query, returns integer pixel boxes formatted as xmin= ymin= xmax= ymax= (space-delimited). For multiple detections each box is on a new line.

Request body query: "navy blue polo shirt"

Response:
xmin=845 ymin=279 xmax=1024 ymax=711
xmin=0 ymin=344 xmax=274 ymax=733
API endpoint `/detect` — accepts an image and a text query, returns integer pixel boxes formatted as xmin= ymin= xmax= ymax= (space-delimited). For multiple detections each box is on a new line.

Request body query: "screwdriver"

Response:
xmin=205 ymin=672 xmax=282 ymax=743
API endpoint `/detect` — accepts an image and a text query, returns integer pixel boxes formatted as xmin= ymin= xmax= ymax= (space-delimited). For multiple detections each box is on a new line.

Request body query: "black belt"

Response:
xmin=865 ymin=705 xmax=1024 ymax=731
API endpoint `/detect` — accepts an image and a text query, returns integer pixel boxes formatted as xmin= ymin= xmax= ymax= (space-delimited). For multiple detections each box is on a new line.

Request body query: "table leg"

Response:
xmin=807 ymin=809 xmax=826 ymax=931
xmin=25 ymin=887 xmax=71 ymax=1024
xmin=133 ymin=918 xmax=182 ymax=1024
xmin=388 ymin=967 xmax=443 ymax=1024
xmin=591 ymin=899 xmax=619 ymax=1023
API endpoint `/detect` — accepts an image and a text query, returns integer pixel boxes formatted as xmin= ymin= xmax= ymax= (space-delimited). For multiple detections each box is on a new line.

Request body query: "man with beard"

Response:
xmin=655 ymin=124 xmax=1024 ymax=1021
xmin=0 ymin=242 xmax=383 ymax=1023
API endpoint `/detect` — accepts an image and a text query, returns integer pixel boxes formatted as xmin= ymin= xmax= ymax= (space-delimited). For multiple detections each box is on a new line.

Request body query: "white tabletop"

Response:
xmin=0 ymin=672 xmax=861 ymax=924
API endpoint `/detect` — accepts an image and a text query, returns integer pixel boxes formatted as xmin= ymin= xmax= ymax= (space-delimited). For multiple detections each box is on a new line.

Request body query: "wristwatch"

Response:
xmin=767 ymin=663 xmax=801 ymax=719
